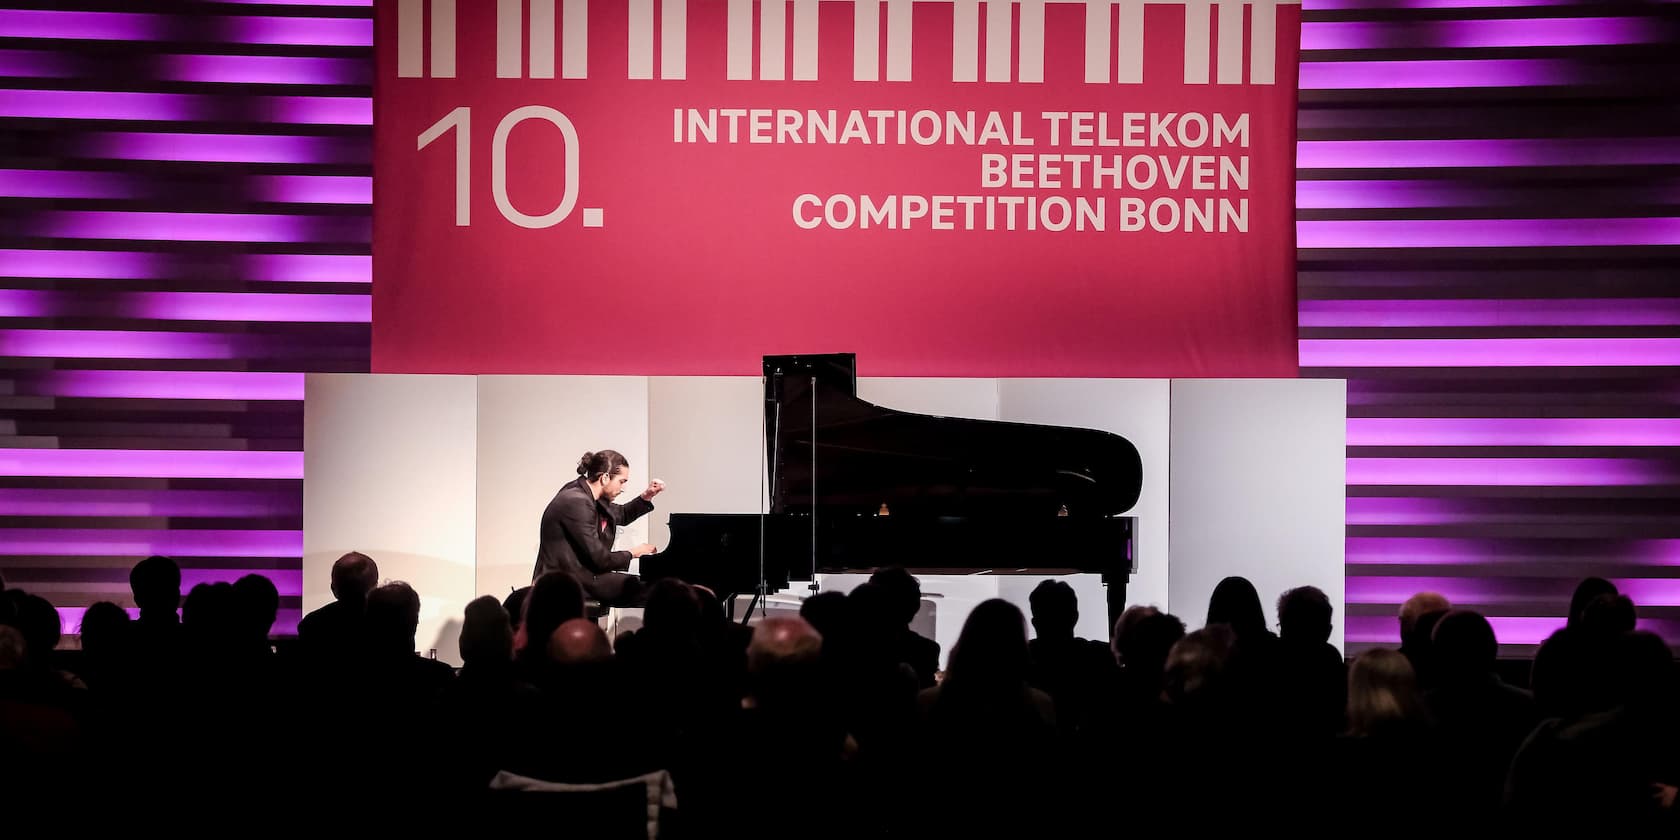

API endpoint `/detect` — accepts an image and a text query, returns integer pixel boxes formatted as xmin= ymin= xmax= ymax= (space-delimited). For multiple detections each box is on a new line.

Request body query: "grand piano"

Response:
xmin=639 ymin=354 xmax=1144 ymax=625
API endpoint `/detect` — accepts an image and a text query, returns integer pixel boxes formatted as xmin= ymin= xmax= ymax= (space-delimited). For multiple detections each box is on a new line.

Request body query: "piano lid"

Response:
xmin=764 ymin=354 xmax=1143 ymax=519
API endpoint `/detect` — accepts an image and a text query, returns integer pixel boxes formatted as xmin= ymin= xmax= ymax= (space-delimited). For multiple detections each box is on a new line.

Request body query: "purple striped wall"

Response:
xmin=1299 ymin=0 xmax=1680 ymax=651
xmin=3 ymin=0 xmax=1676 ymax=653
xmin=0 ymin=0 xmax=373 ymax=636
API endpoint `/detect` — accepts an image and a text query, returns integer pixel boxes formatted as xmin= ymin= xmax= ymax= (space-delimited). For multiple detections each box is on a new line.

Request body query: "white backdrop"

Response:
xmin=304 ymin=374 xmax=1345 ymax=665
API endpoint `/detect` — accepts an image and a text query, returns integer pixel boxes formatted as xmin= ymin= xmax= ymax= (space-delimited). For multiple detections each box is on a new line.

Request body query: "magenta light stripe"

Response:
xmin=1298 ymin=218 xmax=1680 ymax=249
xmin=57 ymin=607 xmax=303 ymax=637
xmin=1347 ymin=457 xmax=1676 ymax=486
xmin=1348 ymin=577 xmax=1535 ymax=605
xmin=0 ymin=449 xmax=302 ymax=480
xmin=209 ymin=0 xmax=370 ymax=5
xmin=0 ymin=249 xmax=162 ymax=280
xmin=1299 ymin=59 xmax=1571 ymax=90
xmin=39 ymin=370 xmax=304 ymax=401
xmin=1348 ymin=418 xmax=1680 ymax=448
xmin=0 ymin=168 xmax=127 ymax=199
xmin=0 ymin=329 xmax=240 ymax=360
xmin=1300 ymin=338 xmax=1680 ymax=368
xmin=134 ymin=291 xmax=371 ymax=323
xmin=0 ymin=89 xmax=203 ymax=121
xmin=0 ymin=289 xmax=50 ymax=318
xmin=0 ymin=48 xmax=72 ymax=78
xmin=270 ymin=96 xmax=372 ymax=126
xmin=0 ymin=488 xmax=297 ymax=517
xmin=1302 ymin=18 xmax=1661 ymax=51
xmin=0 ymin=528 xmax=302 ymax=557
xmin=181 ymin=568 xmax=303 ymax=596
xmin=1347 ymin=537 xmax=1680 ymax=567
xmin=1347 ymin=616 xmax=1676 ymax=646
xmin=1308 ymin=0 xmax=1588 ymax=9
xmin=1297 ymin=139 xmax=1680 ymax=170
xmin=41 ymin=211 xmax=308 ymax=243
xmin=160 ymin=54 xmax=365 ymax=86
xmin=254 ymin=175 xmax=371 ymax=204
xmin=1348 ymin=497 xmax=1476 ymax=526
xmin=89 ymin=132 xmax=339 ymax=165
xmin=219 ymin=16 xmax=373 ymax=47
xmin=1349 ymin=577 xmax=1680 ymax=608
xmin=1300 ymin=299 xmax=1680 ymax=327
xmin=1297 ymin=180 xmax=1468 ymax=209
xmin=245 ymin=254 xmax=370 ymax=284
xmin=0 ymin=10 xmax=162 ymax=41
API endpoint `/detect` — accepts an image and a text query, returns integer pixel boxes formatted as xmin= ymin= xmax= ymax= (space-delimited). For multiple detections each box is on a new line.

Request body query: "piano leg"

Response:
xmin=1103 ymin=571 xmax=1129 ymax=639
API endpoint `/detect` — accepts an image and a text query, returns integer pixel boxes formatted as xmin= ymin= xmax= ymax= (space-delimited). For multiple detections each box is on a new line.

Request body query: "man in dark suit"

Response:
xmin=531 ymin=449 xmax=665 ymax=605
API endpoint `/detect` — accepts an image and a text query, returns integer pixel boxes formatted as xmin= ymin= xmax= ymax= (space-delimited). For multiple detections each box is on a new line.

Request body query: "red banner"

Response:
xmin=374 ymin=0 xmax=1301 ymax=376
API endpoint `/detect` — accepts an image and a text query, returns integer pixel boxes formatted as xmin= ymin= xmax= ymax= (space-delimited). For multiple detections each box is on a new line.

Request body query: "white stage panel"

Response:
xmin=1000 ymin=378 xmax=1171 ymax=633
xmin=304 ymin=374 xmax=478 ymax=665
xmin=647 ymin=376 xmax=763 ymax=548
xmin=1168 ymin=379 xmax=1347 ymax=651
xmin=476 ymin=376 xmax=650 ymax=599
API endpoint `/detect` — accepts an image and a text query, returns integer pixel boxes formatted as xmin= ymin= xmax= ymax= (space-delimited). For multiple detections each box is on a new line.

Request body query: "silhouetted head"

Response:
xmin=799 ymin=591 xmax=851 ymax=642
xmin=1116 ymin=609 xmax=1186 ymax=683
xmin=1278 ymin=585 xmax=1333 ymax=645
xmin=503 ymin=586 xmax=531 ymax=633
xmin=867 ymin=566 xmax=923 ymax=628
xmin=746 ymin=616 xmax=824 ymax=711
xmin=1614 ymin=630 xmax=1675 ymax=713
xmin=1431 ymin=610 xmax=1498 ymax=682
xmin=522 ymin=572 xmax=585 ymax=657
xmin=366 ymin=581 xmax=422 ymax=655
xmin=1399 ymin=592 xmax=1451 ymax=645
xmin=1029 ymin=579 xmax=1079 ymax=640
xmin=130 ymin=555 xmax=181 ymax=616
xmin=7 ymin=591 xmax=61 ymax=667
xmin=0 ymin=625 xmax=24 ymax=671
xmin=548 ymin=617 xmax=612 ymax=665
xmin=1207 ymin=576 xmax=1268 ymax=639
xmin=1578 ymin=593 xmax=1636 ymax=640
xmin=233 ymin=574 xmax=280 ymax=647
xmin=1164 ymin=624 xmax=1236 ymax=708
xmin=1347 ymin=648 xmax=1426 ymax=737
xmin=78 ymin=601 xmax=131 ymax=659
xmin=182 ymin=582 xmax=238 ymax=655
xmin=946 ymin=599 xmax=1030 ymax=692
xmin=1397 ymin=594 xmax=1451 ymax=638
xmin=1567 ymin=577 xmax=1618 ymax=630
xmin=330 ymin=551 xmax=380 ymax=603
xmin=642 ymin=578 xmax=702 ymax=637
xmin=460 ymin=595 xmax=514 ymax=667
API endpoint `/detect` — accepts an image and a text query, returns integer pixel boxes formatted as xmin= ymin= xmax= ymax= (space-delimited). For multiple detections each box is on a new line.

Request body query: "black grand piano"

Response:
xmin=639 ymin=353 xmax=1144 ymax=626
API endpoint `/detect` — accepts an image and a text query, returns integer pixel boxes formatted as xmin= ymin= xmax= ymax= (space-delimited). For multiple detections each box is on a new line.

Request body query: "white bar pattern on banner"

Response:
xmin=761 ymin=0 xmax=786 ymax=80
xmin=952 ymin=0 xmax=978 ymax=83
xmin=1018 ymin=0 xmax=1045 ymax=83
xmin=398 ymin=0 xmax=423 ymax=77
xmin=662 ymin=0 xmax=687 ymax=79
xmin=563 ymin=0 xmax=588 ymax=78
xmin=726 ymin=0 xmax=753 ymax=80
xmin=1183 ymin=0 xmax=1211 ymax=84
xmin=496 ymin=0 xmax=521 ymax=78
xmin=396 ymin=0 xmax=1300 ymax=85
xmin=1217 ymin=0 xmax=1244 ymax=84
xmin=985 ymin=0 xmax=1011 ymax=82
xmin=853 ymin=0 xmax=880 ymax=80
xmin=529 ymin=0 xmax=555 ymax=78
xmin=793 ymin=0 xmax=820 ymax=81
xmin=886 ymin=0 xmax=913 ymax=81
xmin=629 ymin=0 xmax=654 ymax=79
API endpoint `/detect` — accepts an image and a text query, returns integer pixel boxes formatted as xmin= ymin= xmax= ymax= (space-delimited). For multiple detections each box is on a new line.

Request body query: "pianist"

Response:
xmin=531 ymin=450 xmax=665 ymax=606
